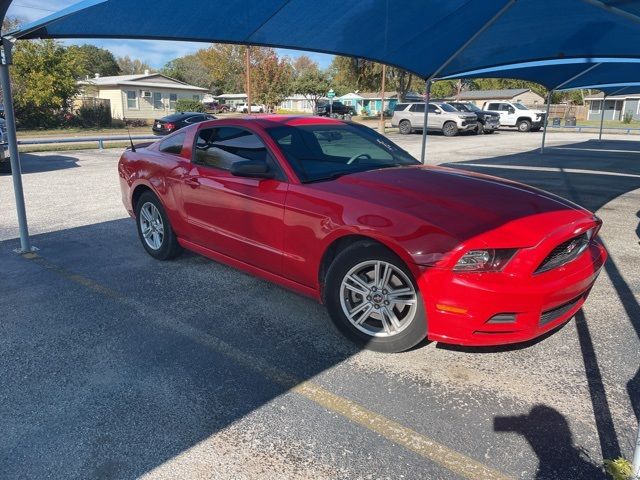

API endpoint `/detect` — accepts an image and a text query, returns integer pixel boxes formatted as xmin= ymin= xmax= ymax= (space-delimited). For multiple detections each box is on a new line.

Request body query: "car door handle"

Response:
xmin=184 ymin=177 xmax=200 ymax=188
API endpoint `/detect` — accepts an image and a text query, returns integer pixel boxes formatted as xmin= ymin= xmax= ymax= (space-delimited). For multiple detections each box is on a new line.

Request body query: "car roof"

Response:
xmin=161 ymin=112 xmax=204 ymax=121
xmin=194 ymin=115 xmax=348 ymax=129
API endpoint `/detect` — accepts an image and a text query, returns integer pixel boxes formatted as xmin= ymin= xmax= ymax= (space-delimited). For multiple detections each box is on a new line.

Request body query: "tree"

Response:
xmin=117 ymin=56 xmax=152 ymax=75
xmin=294 ymin=68 xmax=331 ymax=110
xmin=162 ymin=54 xmax=210 ymax=88
xmin=198 ymin=44 xmax=247 ymax=94
xmin=292 ymin=55 xmax=319 ymax=77
xmin=67 ymin=44 xmax=120 ymax=77
xmin=252 ymin=52 xmax=294 ymax=110
xmin=12 ymin=39 xmax=86 ymax=127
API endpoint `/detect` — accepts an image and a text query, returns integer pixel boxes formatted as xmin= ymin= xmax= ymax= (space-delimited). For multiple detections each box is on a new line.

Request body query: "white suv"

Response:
xmin=391 ymin=102 xmax=478 ymax=137
xmin=237 ymin=103 xmax=264 ymax=113
xmin=483 ymin=101 xmax=545 ymax=132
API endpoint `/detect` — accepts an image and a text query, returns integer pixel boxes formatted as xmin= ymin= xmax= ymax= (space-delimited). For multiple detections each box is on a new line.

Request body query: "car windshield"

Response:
xmin=514 ymin=102 xmax=529 ymax=110
xmin=437 ymin=103 xmax=458 ymax=112
xmin=266 ymin=123 xmax=419 ymax=183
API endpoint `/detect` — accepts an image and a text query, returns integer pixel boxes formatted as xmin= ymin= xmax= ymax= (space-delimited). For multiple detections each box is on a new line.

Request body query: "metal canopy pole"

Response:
xmin=420 ymin=80 xmax=431 ymax=162
xmin=598 ymin=94 xmax=607 ymax=141
xmin=540 ymin=62 xmax=602 ymax=154
xmin=540 ymin=90 xmax=553 ymax=154
xmin=419 ymin=0 xmax=516 ymax=163
xmin=634 ymin=423 xmax=640 ymax=479
xmin=0 ymin=39 xmax=33 ymax=253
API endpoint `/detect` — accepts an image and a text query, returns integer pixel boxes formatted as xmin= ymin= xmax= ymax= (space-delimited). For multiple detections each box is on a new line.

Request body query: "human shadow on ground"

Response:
xmin=0 ymin=152 xmax=80 ymax=175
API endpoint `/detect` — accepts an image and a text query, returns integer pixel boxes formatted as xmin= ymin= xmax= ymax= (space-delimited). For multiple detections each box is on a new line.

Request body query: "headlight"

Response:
xmin=453 ymin=249 xmax=517 ymax=272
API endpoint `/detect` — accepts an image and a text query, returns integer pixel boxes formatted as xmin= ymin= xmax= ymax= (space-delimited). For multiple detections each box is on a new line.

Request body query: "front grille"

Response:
xmin=462 ymin=120 xmax=476 ymax=126
xmin=540 ymin=295 xmax=583 ymax=326
xmin=535 ymin=233 xmax=589 ymax=273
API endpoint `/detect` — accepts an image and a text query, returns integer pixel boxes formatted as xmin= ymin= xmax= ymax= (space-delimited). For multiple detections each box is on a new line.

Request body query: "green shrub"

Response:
xmin=175 ymin=98 xmax=206 ymax=113
xmin=604 ymin=457 xmax=635 ymax=480
xmin=75 ymin=103 xmax=112 ymax=128
xmin=123 ymin=118 xmax=148 ymax=128
xmin=623 ymin=112 xmax=634 ymax=124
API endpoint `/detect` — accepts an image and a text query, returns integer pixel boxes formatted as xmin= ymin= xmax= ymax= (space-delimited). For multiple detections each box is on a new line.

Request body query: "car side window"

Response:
xmin=409 ymin=103 xmax=425 ymax=113
xmin=185 ymin=115 xmax=204 ymax=124
xmin=194 ymin=126 xmax=271 ymax=171
xmin=487 ymin=103 xmax=500 ymax=110
xmin=158 ymin=132 xmax=185 ymax=155
xmin=427 ymin=104 xmax=438 ymax=113
xmin=499 ymin=104 xmax=511 ymax=111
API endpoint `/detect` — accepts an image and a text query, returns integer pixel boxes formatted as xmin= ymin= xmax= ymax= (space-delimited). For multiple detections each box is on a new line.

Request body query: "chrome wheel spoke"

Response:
xmin=142 ymin=226 xmax=153 ymax=239
xmin=140 ymin=202 xmax=164 ymax=251
xmin=140 ymin=206 xmax=152 ymax=223
xmin=339 ymin=260 xmax=418 ymax=339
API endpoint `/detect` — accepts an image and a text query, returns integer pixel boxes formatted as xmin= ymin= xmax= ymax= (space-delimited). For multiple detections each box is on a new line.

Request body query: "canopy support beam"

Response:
xmin=598 ymin=94 xmax=607 ymax=141
xmin=419 ymin=0 xmax=516 ymax=163
xmin=581 ymin=0 xmax=640 ymax=26
xmin=540 ymin=62 xmax=602 ymax=153
xmin=0 ymin=40 xmax=33 ymax=253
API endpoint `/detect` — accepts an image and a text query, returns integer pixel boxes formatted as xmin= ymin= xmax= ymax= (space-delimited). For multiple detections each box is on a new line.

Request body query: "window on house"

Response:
xmin=126 ymin=90 xmax=137 ymax=109
xmin=193 ymin=95 xmax=200 ymax=101
xmin=153 ymin=92 xmax=163 ymax=110
xmin=159 ymin=132 xmax=185 ymax=155
xmin=169 ymin=93 xmax=177 ymax=110
xmin=592 ymin=100 xmax=602 ymax=114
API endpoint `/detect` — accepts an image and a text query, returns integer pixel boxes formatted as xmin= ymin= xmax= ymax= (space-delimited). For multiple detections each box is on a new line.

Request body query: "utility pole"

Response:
xmin=245 ymin=46 xmax=251 ymax=115
xmin=379 ymin=64 xmax=386 ymax=134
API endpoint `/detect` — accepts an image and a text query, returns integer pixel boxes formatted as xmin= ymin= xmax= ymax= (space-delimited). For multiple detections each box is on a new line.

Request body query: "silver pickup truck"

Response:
xmin=0 ymin=118 xmax=10 ymax=173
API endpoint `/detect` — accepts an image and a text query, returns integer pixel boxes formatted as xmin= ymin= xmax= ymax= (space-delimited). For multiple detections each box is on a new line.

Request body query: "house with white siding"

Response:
xmin=584 ymin=92 xmax=640 ymax=121
xmin=77 ymin=71 xmax=208 ymax=120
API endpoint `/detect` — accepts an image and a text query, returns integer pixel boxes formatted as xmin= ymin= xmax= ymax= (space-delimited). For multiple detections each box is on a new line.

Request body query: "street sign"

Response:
xmin=327 ymin=89 xmax=335 ymax=99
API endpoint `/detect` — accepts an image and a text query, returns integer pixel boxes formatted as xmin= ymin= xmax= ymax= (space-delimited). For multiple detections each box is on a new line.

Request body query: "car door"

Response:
xmin=179 ymin=125 xmax=288 ymax=275
xmin=488 ymin=103 xmax=510 ymax=126
xmin=408 ymin=103 xmax=439 ymax=130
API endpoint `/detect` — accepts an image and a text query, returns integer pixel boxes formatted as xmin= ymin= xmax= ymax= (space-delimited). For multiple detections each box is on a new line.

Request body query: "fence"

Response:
xmin=17 ymin=134 xmax=157 ymax=150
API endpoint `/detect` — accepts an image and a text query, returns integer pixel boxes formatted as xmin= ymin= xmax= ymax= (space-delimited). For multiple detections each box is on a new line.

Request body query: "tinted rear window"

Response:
xmin=394 ymin=103 xmax=409 ymax=111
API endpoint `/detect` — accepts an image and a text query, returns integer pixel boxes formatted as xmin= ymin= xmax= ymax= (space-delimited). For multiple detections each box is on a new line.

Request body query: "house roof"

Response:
xmin=78 ymin=73 xmax=208 ymax=91
xmin=584 ymin=93 xmax=639 ymax=100
xmin=358 ymin=92 xmax=398 ymax=99
xmin=450 ymin=88 xmax=532 ymax=100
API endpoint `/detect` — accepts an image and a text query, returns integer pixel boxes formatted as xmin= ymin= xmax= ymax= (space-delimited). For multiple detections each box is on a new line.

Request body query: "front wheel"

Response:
xmin=135 ymin=191 xmax=182 ymax=260
xmin=517 ymin=119 xmax=532 ymax=132
xmin=442 ymin=121 xmax=458 ymax=137
xmin=398 ymin=120 xmax=412 ymax=135
xmin=324 ymin=242 xmax=427 ymax=352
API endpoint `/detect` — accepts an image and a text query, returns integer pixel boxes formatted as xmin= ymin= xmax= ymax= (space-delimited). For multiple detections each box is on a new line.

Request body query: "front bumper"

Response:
xmin=416 ymin=241 xmax=607 ymax=346
xmin=483 ymin=119 xmax=500 ymax=131
xmin=459 ymin=121 xmax=478 ymax=131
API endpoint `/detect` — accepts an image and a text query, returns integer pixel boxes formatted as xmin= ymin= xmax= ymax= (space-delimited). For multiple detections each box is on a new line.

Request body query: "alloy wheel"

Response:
xmin=139 ymin=201 xmax=164 ymax=250
xmin=339 ymin=260 xmax=418 ymax=338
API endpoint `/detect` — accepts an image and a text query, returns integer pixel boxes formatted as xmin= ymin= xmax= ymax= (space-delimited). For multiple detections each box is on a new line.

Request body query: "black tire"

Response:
xmin=475 ymin=123 xmax=485 ymax=135
xmin=324 ymin=241 xmax=427 ymax=353
xmin=135 ymin=190 xmax=182 ymax=260
xmin=485 ymin=129 xmax=495 ymax=134
xmin=0 ymin=159 xmax=10 ymax=174
xmin=530 ymin=126 xmax=541 ymax=132
xmin=398 ymin=120 xmax=412 ymax=135
xmin=442 ymin=121 xmax=458 ymax=137
xmin=517 ymin=119 xmax=532 ymax=132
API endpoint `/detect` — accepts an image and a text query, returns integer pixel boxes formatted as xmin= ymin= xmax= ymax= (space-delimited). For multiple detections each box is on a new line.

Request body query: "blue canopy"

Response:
xmin=6 ymin=0 xmax=640 ymax=80
xmin=442 ymin=59 xmax=640 ymax=90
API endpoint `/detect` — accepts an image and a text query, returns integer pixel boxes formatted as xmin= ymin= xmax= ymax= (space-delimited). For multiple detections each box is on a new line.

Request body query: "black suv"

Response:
xmin=447 ymin=102 xmax=500 ymax=134
xmin=316 ymin=101 xmax=356 ymax=117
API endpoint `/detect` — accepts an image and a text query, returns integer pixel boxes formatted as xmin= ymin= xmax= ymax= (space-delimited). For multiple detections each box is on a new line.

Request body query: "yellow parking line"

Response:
xmin=23 ymin=252 xmax=511 ymax=480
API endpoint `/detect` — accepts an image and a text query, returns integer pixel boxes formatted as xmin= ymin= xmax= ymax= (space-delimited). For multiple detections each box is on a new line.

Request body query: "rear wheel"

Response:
xmin=517 ymin=119 xmax=532 ymax=132
xmin=398 ymin=120 xmax=412 ymax=135
xmin=485 ymin=129 xmax=495 ymax=134
xmin=324 ymin=241 xmax=427 ymax=353
xmin=135 ymin=191 xmax=182 ymax=260
xmin=442 ymin=121 xmax=458 ymax=137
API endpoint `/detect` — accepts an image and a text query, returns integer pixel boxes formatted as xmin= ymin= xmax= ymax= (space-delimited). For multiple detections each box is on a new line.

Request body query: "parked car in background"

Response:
xmin=316 ymin=101 xmax=356 ymax=117
xmin=391 ymin=101 xmax=477 ymax=136
xmin=0 ymin=118 xmax=9 ymax=173
xmin=152 ymin=112 xmax=216 ymax=136
xmin=482 ymin=101 xmax=545 ymax=132
xmin=448 ymin=101 xmax=500 ymax=134
xmin=119 ymin=115 xmax=606 ymax=352
xmin=237 ymin=103 xmax=264 ymax=113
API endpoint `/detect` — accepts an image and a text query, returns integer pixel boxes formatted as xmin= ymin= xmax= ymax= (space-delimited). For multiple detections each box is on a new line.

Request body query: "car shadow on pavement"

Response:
xmin=0 ymin=152 xmax=80 ymax=175
xmin=494 ymin=404 xmax=605 ymax=479
xmin=0 ymin=219 xmax=363 ymax=479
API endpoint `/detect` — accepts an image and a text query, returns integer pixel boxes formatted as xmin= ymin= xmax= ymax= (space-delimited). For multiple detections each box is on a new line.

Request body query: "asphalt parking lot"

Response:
xmin=1 ymin=129 xmax=639 ymax=479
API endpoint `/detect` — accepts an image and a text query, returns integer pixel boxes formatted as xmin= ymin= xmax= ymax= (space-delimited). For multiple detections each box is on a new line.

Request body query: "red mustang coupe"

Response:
xmin=118 ymin=115 xmax=607 ymax=352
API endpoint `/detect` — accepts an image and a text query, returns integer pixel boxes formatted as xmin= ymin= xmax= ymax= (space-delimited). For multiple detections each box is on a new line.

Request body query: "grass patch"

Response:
xmin=17 ymin=126 xmax=150 ymax=138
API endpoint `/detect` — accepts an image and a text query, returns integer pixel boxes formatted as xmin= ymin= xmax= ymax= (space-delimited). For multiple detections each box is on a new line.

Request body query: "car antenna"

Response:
xmin=127 ymin=126 xmax=136 ymax=152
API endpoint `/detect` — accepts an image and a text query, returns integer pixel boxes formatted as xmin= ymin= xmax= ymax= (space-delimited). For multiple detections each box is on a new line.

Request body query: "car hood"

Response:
xmin=311 ymin=166 xmax=591 ymax=247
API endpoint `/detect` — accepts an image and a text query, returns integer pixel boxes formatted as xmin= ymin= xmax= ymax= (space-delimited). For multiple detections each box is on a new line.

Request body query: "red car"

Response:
xmin=118 ymin=115 xmax=607 ymax=352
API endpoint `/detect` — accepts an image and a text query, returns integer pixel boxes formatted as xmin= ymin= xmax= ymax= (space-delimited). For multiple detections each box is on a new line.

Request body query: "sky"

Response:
xmin=7 ymin=0 xmax=335 ymax=69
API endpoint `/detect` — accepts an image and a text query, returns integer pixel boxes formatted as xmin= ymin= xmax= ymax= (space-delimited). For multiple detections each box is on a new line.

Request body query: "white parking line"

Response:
xmin=453 ymin=163 xmax=640 ymax=178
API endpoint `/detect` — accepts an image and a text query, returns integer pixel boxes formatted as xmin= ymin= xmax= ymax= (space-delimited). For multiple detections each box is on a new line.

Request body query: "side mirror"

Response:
xmin=230 ymin=160 xmax=274 ymax=179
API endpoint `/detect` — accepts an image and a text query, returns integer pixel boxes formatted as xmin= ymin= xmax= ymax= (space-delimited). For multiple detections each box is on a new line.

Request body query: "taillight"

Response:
xmin=165 ymin=123 xmax=175 ymax=130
